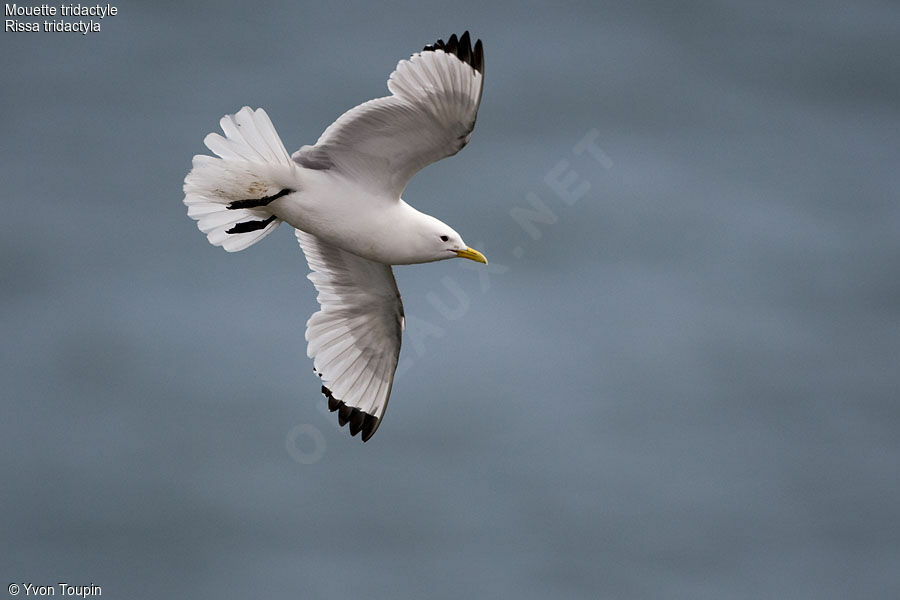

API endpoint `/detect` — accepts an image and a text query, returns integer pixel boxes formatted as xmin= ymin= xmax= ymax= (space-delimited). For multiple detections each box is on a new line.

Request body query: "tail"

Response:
xmin=183 ymin=107 xmax=298 ymax=252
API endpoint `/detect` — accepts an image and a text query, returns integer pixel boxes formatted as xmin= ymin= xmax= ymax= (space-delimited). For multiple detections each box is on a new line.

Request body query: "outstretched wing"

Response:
xmin=292 ymin=31 xmax=485 ymax=198
xmin=296 ymin=229 xmax=404 ymax=442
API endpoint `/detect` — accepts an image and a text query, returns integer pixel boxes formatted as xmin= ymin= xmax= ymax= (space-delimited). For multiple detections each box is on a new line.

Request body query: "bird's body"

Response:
xmin=183 ymin=32 xmax=487 ymax=441
xmin=267 ymin=174 xmax=448 ymax=265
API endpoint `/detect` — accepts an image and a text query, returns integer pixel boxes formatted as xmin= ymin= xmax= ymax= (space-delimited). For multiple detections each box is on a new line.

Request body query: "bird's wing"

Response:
xmin=292 ymin=31 xmax=485 ymax=198
xmin=296 ymin=229 xmax=404 ymax=442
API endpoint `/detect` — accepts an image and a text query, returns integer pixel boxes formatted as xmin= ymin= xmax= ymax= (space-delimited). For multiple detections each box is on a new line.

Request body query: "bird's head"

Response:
xmin=413 ymin=214 xmax=487 ymax=265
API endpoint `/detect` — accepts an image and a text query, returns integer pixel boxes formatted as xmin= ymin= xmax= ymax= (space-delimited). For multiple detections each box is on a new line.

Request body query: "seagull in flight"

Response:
xmin=183 ymin=32 xmax=487 ymax=442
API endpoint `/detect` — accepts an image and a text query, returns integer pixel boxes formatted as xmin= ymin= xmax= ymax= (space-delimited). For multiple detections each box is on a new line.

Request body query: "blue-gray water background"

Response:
xmin=2 ymin=1 xmax=899 ymax=598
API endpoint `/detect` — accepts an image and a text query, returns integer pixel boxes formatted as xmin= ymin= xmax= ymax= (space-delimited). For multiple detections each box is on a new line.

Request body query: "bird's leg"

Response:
xmin=226 ymin=188 xmax=294 ymax=210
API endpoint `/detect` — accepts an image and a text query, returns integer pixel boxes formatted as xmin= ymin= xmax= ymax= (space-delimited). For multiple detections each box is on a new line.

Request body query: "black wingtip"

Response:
xmin=321 ymin=384 xmax=379 ymax=442
xmin=326 ymin=396 xmax=340 ymax=413
xmin=457 ymin=31 xmax=471 ymax=64
xmin=423 ymin=38 xmax=445 ymax=52
xmin=473 ymin=39 xmax=484 ymax=74
xmin=337 ymin=404 xmax=352 ymax=427
xmin=361 ymin=414 xmax=379 ymax=442
xmin=446 ymin=33 xmax=458 ymax=54
xmin=422 ymin=31 xmax=483 ymax=74
xmin=348 ymin=410 xmax=366 ymax=436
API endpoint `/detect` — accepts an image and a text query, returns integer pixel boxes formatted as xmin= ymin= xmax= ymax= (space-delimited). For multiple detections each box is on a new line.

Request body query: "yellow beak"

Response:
xmin=455 ymin=246 xmax=488 ymax=265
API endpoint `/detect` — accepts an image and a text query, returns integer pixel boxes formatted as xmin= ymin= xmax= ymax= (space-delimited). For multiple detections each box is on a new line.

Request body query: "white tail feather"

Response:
xmin=183 ymin=107 xmax=297 ymax=252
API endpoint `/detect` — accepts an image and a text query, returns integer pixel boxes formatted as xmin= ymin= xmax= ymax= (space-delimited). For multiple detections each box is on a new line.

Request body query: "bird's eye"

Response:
xmin=440 ymin=235 xmax=449 ymax=242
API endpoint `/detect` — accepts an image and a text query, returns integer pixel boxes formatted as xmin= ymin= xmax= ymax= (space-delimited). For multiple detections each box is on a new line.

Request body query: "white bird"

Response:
xmin=183 ymin=32 xmax=487 ymax=442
